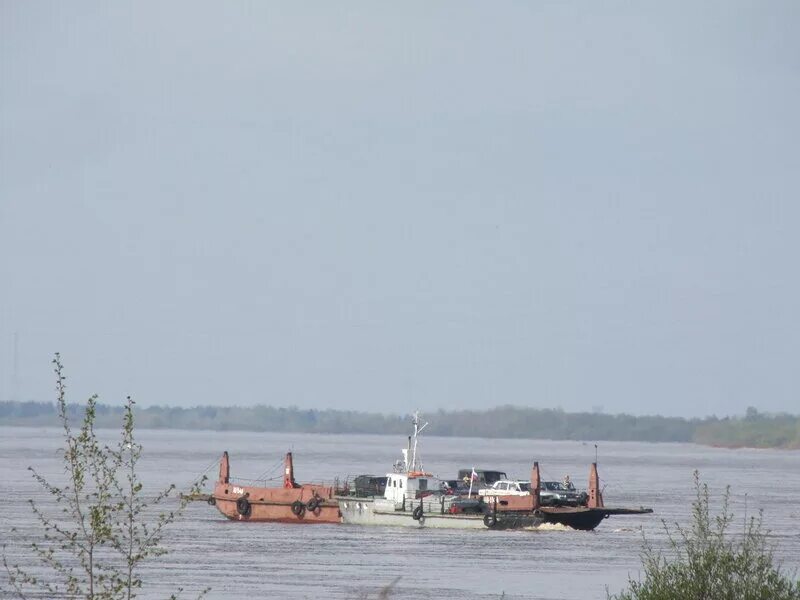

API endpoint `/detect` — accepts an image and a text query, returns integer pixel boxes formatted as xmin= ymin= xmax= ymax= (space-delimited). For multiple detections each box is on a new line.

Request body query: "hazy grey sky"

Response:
xmin=2 ymin=2 xmax=799 ymax=418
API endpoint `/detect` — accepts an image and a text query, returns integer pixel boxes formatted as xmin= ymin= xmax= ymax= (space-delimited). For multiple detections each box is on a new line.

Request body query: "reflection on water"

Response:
xmin=1 ymin=427 xmax=798 ymax=599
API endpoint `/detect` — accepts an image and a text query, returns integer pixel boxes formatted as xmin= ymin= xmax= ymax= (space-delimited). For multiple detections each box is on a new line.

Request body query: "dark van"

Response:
xmin=456 ymin=469 xmax=508 ymax=487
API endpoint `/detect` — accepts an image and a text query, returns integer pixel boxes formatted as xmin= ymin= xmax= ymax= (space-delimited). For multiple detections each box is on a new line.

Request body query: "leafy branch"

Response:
xmin=2 ymin=354 xmax=209 ymax=600
xmin=610 ymin=471 xmax=800 ymax=600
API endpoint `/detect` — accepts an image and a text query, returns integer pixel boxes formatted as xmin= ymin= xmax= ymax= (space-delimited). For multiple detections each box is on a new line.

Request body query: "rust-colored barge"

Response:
xmin=483 ymin=462 xmax=652 ymax=531
xmin=211 ymin=451 xmax=341 ymax=524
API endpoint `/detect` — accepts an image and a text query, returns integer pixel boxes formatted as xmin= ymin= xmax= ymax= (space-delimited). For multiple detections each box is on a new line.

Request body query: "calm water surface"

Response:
xmin=1 ymin=427 xmax=799 ymax=599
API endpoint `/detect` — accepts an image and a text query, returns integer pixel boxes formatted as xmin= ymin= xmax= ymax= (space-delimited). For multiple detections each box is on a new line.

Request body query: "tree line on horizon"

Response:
xmin=1 ymin=401 xmax=798 ymax=449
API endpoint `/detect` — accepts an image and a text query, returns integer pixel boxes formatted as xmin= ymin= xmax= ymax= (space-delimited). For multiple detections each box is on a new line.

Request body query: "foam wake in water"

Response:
xmin=524 ymin=522 xmax=573 ymax=532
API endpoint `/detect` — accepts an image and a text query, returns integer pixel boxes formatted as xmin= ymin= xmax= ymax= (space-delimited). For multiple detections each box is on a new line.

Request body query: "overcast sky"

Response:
xmin=1 ymin=2 xmax=799 ymax=418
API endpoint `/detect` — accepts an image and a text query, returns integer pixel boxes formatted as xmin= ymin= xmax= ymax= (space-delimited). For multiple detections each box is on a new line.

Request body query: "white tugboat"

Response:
xmin=337 ymin=412 xmax=540 ymax=529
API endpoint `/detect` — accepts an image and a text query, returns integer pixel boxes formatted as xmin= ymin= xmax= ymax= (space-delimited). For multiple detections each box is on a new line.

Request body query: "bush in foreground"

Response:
xmin=611 ymin=472 xmax=800 ymax=600
xmin=2 ymin=355 xmax=207 ymax=599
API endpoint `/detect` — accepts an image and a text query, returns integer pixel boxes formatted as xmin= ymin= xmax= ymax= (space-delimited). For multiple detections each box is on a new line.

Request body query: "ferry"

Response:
xmin=337 ymin=412 xmax=653 ymax=530
xmin=206 ymin=412 xmax=653 ymax=530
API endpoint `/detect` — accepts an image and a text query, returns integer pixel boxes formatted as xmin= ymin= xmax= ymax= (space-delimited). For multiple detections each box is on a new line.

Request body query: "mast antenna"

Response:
xmin=409 ymin=411 xmax=428 ymax=472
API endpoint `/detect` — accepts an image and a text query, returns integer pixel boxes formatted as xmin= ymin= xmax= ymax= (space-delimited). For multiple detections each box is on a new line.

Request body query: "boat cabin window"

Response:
xmin=392 ymin=479 xmax=397 ymax=487
xmin=399 ymin=480 xmax=403 ymax=488
xmin=418 ymin=479 xmax=427 ymax=491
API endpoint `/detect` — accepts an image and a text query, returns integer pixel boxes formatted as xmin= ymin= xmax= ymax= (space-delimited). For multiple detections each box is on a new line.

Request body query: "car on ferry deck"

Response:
xmin=478 ymin=479 xmax=531 ymax=496
xmin=540 ymin=481 xmax=589 ymax=506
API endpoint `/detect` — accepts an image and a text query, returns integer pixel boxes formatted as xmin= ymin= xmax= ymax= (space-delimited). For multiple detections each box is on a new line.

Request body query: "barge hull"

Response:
xmin=213 ymin=485 xmax=340 ymax=523
xmin=212 ymin=451 xmax=341 ymax=524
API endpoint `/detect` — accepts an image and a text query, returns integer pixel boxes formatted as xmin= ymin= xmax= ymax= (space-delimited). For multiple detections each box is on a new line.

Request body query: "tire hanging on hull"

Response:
xmin=291 ymin=500 xmax=306 ymax=517
xmin=236 ymin=496 xmax=251 ymax=517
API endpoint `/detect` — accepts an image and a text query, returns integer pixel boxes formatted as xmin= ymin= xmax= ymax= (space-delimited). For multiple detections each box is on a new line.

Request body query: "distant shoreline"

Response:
xmin=2 ymin=401 xmax=797 ymax=450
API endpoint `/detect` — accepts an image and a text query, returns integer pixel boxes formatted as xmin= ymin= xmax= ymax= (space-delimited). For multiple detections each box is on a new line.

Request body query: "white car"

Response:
xmin=478 ymin=480 xmax=531 ymax=497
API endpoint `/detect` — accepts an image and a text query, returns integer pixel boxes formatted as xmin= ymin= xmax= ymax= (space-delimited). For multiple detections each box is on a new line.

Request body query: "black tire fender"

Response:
xmin=483 ymin=514 xmax=498 ymax=528
xmin=236 ymin=496 xmax=251 ymax=517
xmin=207 ymin=496 xmax=216 ymax=506
xmin=306 ymin=497 xmax=320 ymax=512
xmin=412 ymin=505 xmax=424 ymax=521
xmin=291 ymin=500 xmax=306 ymax=516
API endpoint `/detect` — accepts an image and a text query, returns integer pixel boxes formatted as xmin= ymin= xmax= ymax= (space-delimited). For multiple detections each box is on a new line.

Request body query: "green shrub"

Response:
xmin=611 ymin=472 xmax=800 ymax=600
xmin=2 ymin=355 xmax=207 ymax=600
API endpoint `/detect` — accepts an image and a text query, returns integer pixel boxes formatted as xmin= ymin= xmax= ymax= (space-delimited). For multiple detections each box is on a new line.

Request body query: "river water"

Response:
xmin=1 ymin=426 xmax=798 ymax=599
